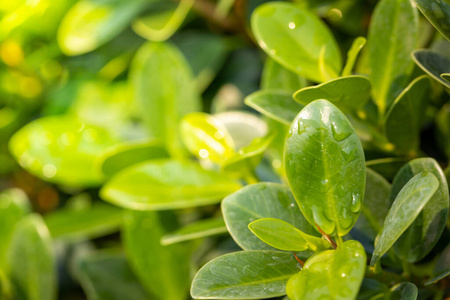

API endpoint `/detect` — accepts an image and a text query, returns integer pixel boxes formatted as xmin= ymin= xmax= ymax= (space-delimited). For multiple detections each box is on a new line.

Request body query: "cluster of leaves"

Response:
xmin=0 ymin=0 xmax=449 ymax=300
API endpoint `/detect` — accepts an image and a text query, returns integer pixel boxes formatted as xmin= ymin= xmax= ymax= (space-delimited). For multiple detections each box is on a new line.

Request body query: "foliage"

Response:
xmin=0 ymin=0 xmax=449 ymax=300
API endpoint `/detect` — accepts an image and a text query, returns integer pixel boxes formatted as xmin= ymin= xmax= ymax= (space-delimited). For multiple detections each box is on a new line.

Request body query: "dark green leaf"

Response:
xmin=161 ymin=217 xmax=227 ymax=245
xmin=123 ymin=211 xmax=192 ymax=300
xmin=366 ymin=157 xmax=410 ymax=181
xmin=389 ymin=282 xmax=418 ymax=300
xmin=131 ymin=42 xmax=201 ymax=158
xmin=390 ymin=158 xmax=449 ymax=262
xmin=368 ymin=0 xmax=418 ymax=114
xmin=248 ymin=218 xmax=330 ymax=252
xmin=245 ymin=90 xmax=303 ymax=126
xmin=261 ymin=58 xmax=307 ymax=93
xmin=442 ymin=73 xmax=450 ymax=82
xmin=293 ymin=75 xmax=371 ymax=113
xmin=285 ymin=100 xmax=366 ymax=236
xmin=98 ymin=140 xmax=169 ymax=177
xmin=357 ymin=279 xmax=390 ymax=300
xmin=7 ymin=215 xmax=57 ymax=300
xmin=354 ymin=168 xmax=391 ymax=241
xmin=9 ymin=116 xmax=119 ymax=187
xmin=425 ymin=244 xmax=450 ymax=285
xmin=101 ymin=159 xmax=241 ymax=210
xmin=75 ymin=251 xmax=149 ymax=300
xmin=371 ymin=172 xmax=439 ymax=266
xmin=44 ymin=203 xmax=123 ymax=240
xmin=412 ymin=49 xmax=450 ymax=89
xmin=287 ymin=240 xmax=366 ymax=300
xmin=57 ymin=0 xmax=147 ymax=55
xmin=411 ymin=0 xmax=450 ymax=41
xmin=251 ymin=2 xmax=341 ymax=82
xmin=342 ymin=37 xmax=366 ymax=76
xmin=222 ymin=183 xmax=318 ymax=250
xmin=191 ymin=250 xmax=301 ymax=299
xmin=384 ymin=76 xmax=431 ymax=155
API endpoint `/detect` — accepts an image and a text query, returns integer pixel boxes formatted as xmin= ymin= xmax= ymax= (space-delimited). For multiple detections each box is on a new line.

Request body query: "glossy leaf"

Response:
xmin=384 ymin=76 xmax=430 ymax=155
xmin=251 ymin=2 xmax=341 ymax=83
xmin=366 ymin=157 xmax=409 ymax=181
xmin=132 ymin=0 xmax=193 ymax=42
xmin=191 ymin=250 xmax=301 ymax=299
xmin=389 ymin=158 xmax=449 ymax=262
xmin=285 ymin=100 xmax=366 ymax=236
xmin=98 ymin=140 xmax=169 ymax=177
xmin=371 ymin=172 xmax=439 ymax=266
xmin=123 ymin=210 xmax=192 ymax=300
xmin=222 ymin=134 xmax=275 ymax=176
xmin=412 ymin=49 xmax=450 ymax=89
xmin=293 ymin=75 xmax=371 ymax=113
xmin=0 ymin=189 xmax=30 ymax=268
xmin=180 ymin=112 xmax=235 ymax=164
xmin=342 ymin=37 xmax=366 ymax=76
xmin=425 ymin=244 xmax=450 ymax=285
xmin=245 ymin=90 xmax=303 ymax=126
xmin=222 ymin=183 xmax=318 ymax=250
xmin=287 ymin=240 xmax=366 ymax=300
xmin=44 ymin=203 xmax=123 ymax=240
xmin=261 ymin=58 xmax=308 ymax=93
xmin=412 ymin=0 xmax=450 ymax=41
xmin=101 ymin=159 xmax=241 ymax=210
xmin=76 ymin=251 xmax=149 ymax=300
xmin=354 ymin=168 xmax=391 ymax=241
xmin=368 ymin=0 xmax=418 ymax=114
xmin=131 ymin=42 xmax=201 ymax=158
xmin=248 ymin=218 xmax=330 ymax=252
xmin=161 ymin=217 xmax=227 ymax=245
xmin=9 ymin=115 xmax=119 ymax=187
xmin=389 ymin=282 xmax=418 ymax=300
xmin=57 ymin=0 xmax=147 ymax=55
xmin=7 ymin=215 xmax=57 ymax=300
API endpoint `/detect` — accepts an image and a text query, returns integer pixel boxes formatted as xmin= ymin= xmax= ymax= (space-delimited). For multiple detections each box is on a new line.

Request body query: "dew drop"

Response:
xmin=350 ymin=192 xmax=362 ymax=213
xmin=199 ymin=149 xmax=209 ymax=158
xmin=331 ymin=121 xmax=351 ymax=142
xmin=339 ymin=208 xmax=353 ymax=229
xmin=312 ymin=205 xmax=335 ymax=233
xmin=341 ymin=144 xmax=356 ymax=162
xmin=288 ymin=22 xmax=296 ymax=29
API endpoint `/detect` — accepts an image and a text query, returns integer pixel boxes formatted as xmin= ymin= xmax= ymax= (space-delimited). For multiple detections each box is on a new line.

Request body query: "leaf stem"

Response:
xmin=293 ymin=252 xmax=305 ymax=267
xmin=315 ymin=224 xmax=337 ymax=249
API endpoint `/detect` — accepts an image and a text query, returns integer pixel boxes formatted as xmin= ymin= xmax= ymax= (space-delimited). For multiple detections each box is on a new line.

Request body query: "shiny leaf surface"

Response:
xmin=389 ymin=282 xmax=418 ymax=300
xmin=412 ymin=49 xmax=450 ymax=89
xmin=411 ymin=0 xmax=450 ymax=41
xmin=161 ymin=217 xmax=227 ymax=245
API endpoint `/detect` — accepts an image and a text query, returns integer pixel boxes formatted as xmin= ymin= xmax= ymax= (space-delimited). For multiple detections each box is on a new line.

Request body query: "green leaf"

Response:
xmin=342 ymin=37 xmax=366 ymax=76
xmin=191 ymin=250 xmax=301 ymax=299
xmin=123 ymin=211 xmax=192 ymax=300
xmin=389 ymin=158 xmax=449 ymax=262
xmin=442 ymin=73 xmax=450 ymax=82
xmin=366 ymin=157 xmax=410 ymax=181
xmin=384 ymin=76 xmax=431 ymax=155
xmin=425 ymin=243 xmax=450 ymax=285
xmin=8 ymin=115 xmax=119 ymax=187
xmin=293 ymin=75 xmax=371 ymax=114
xmin=7 ymin=214 xmax=57 ymax=300
xmin=0 ymin=189 xmax=30 ymax=268
xmin=44 ymin=203 xmax=123 ymax=241
xmin=411 ymin=0 xmax=450 ymax=41
xmin=180 ymin=112 xmax=235 ymax=164
xmin=222 ymin=183 xmax=318 ymax=250
xmin=368 ymin=0 xmax=418 ymax=114
xmin=101 ymin=159 xmax=241 ymax=210
xmin=251 ymin=2 xmax=341 ymax=83
xmin=248 ymin=218 xmax=330 ymax=252
xmin=97 ymin=140 xmax=169 ymax=177
xmin=131 ymin=42 xmax=201 ymax=158
xmin=161 ymin=217 xmax=227 ymax=245
xmin=436 ymin=103 xmax=450 ymax=160
xmin=261 ymin=58 xmax=308 ymax=93
xmin=75 ymin=251 xmax=149 ymax=300
xmin=287 ymin=240 xmax=366 ymax=300
xmin=285 ymin=100 xmax=366 ymax=236
xmin=222 ymin=134 xmax=275 ymax=176
xmin=412 ymin=49 xmax=450 ymax=89
xmin=354 ymin=168 xmax=391 ymax=241
xmin=357 ymin=279 xmax=390 ymax=300
xmin=371 ymin=172 xmax=439 ymax=266
xmin=245 ymin=90 xmax=303 ymax=126
xmin=57 ymin=0 xmax=147 ymax=55
xmin=389 ymin=282 xmax=418 ymax=300
xmin=132 ymin=0 xmax=193 ymax=42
